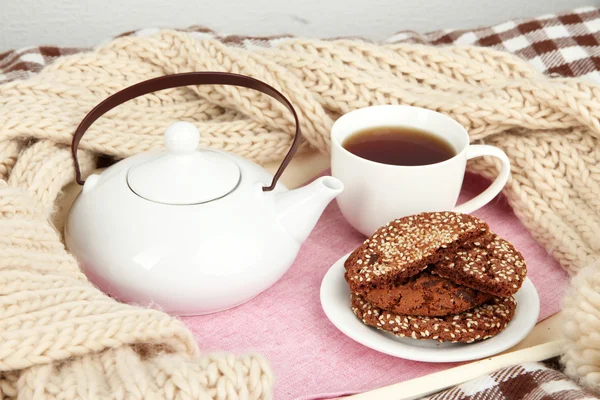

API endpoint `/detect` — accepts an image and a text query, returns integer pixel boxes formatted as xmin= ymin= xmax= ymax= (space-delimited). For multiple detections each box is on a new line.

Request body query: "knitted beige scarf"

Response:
xmin=1 ymin=30 xmax=599 ymax=398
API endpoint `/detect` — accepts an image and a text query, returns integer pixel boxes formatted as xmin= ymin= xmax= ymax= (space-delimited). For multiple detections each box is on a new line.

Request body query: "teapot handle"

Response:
xmin=71 ymin=72 xmax=302 ymax=191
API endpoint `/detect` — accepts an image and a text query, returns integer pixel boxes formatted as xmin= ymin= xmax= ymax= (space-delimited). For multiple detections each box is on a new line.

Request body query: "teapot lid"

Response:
xmin=127 ymin=122 xmax=240 ymax=205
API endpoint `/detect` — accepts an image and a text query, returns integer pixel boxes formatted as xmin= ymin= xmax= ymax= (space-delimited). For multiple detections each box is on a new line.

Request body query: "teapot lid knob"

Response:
xmin=164 ymin=122 xmax=200 ymax=155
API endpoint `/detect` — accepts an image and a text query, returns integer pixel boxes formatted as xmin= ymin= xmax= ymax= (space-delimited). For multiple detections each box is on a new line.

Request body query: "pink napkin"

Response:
xmin=182 ymin=173 xmax=569 ymax=400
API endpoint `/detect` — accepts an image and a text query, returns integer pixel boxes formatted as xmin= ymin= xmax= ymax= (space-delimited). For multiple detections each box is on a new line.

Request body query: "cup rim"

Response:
xmin=331 ymin=105 xmax=470 ymax=169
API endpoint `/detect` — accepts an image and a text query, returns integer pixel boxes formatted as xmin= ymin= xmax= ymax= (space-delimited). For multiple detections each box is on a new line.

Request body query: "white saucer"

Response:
xmin=320 ymin=252 xmax=540 ymax=363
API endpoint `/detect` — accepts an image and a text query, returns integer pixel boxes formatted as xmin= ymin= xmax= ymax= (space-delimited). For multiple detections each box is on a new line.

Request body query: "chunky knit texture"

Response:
xmin=0 ymin=145 xmax=273 ymax=397
xmin=1 ymin=29 xmax=600 ymax=397
xmin=562 ymin=261 xmax=600 ymax=394
xmin=2 ymin=30 xmax=600 ymax=273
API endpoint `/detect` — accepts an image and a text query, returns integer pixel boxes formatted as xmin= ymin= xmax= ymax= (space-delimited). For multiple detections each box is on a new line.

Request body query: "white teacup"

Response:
xmin=331 ymin=105 xmax=510 ymax=236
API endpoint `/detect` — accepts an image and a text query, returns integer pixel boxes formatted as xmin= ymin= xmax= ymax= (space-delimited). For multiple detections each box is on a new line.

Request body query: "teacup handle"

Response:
xmin=452 ymin=145 xmax=511 ymax=214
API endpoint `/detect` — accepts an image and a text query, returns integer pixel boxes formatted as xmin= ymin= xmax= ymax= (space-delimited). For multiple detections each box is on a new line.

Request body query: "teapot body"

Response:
xmin=65 ymin=151 xmax=299 ymax=315
xmin=65 ymin=73 xmax=343 ymax=315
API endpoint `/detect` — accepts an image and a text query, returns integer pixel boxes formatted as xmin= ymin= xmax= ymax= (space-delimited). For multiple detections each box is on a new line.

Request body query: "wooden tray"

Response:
xmin=56 ymin=150 xmax=563 ymax=399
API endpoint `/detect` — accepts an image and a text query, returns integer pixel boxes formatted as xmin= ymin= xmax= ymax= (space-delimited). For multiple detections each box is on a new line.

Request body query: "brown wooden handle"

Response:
xmin=71 ymin=72 xmax=302 ymax=191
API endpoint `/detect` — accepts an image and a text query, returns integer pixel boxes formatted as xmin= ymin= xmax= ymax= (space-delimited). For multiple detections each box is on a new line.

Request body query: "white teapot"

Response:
xmin=65 ymin=72 xmax=343 ymax=315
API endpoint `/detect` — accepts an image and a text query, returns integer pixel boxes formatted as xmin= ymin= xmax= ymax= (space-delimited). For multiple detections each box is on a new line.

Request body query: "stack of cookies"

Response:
xmin=345 ymin=212 xmax=527 ymax=343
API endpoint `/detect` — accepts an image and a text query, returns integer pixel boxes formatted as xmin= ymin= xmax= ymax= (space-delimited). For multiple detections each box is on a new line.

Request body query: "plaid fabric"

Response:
xmin=2 ymin=6 xmax=600 ymax=400
xmin=424 ymin=361 xmax=598 ymax=400
xmin=386 ymin=6 xmax=600 ymax=82
xmin=2 ymin=7 xmax=600 ymax=84
xmin=0 ymin=46 xmax=82 ymax=83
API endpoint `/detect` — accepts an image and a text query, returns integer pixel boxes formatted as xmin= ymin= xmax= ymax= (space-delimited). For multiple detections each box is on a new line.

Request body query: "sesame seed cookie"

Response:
xmin=351 ymin=293 xmax=516 ymax=343
xmin=344 ymin=212 xmax=490 ymax=294
xmin=364 ymin=271 xmax=493 ymax=317
xmin=431 ymin=234 xmax=527 ymax=297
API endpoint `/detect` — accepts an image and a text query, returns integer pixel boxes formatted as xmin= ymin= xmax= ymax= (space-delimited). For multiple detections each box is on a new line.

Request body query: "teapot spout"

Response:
xmin=275 ymin=176 xmax=344 ymax=243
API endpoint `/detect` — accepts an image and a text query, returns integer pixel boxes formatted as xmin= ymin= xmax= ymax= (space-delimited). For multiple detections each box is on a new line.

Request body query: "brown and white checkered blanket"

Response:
xmin=2 ymin=6 xmax=600 ymax=400
xmin=426 ymin=361 xmax=598 ymax=400
xmin=390 ymin=6 xmax=600 ymax=82
xmin=2 ymin=6 xmax=600 ymax=85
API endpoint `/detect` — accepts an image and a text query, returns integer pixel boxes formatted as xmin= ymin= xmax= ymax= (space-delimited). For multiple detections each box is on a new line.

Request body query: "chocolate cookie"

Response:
xmin=351 ymin=293 xmax=516 ymax=343
xmin=364 ymin=271 xmax=493 ymax=317
xmin=344 ymin=212 xmax=489 ymax=294
xmin=431 ymin=234 xmax=527 ymax=297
